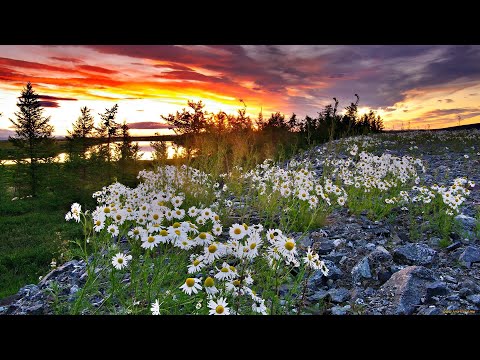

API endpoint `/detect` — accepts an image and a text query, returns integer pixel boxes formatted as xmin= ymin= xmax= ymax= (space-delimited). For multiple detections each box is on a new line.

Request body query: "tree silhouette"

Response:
xmin=95 ymin=104 xmax=119 ymax=165
xmin=66 ymin=106 xmax=95 ymax=160
xmin=8 ymin=82 xmax=55 ymax=197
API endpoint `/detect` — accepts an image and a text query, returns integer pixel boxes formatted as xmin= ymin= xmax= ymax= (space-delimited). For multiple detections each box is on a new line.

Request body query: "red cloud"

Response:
xmin=77 ymin=65 xmax=118 ymax=74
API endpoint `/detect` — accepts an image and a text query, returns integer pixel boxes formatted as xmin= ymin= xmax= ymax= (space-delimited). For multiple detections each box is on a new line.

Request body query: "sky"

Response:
xmin=1 ymin=45 xmax=480 ymax=139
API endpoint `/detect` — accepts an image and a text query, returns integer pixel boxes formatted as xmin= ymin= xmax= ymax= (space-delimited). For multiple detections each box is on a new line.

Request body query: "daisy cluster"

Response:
xmin=241 ymin=158 xmax=347 ymax=209
xmin=326 ymin=151 xmax=425 ymax=193
xmin=385 ymin=177 xmax=475 ymax=215
xmin=66 ymin=164 xmax=329 ymax=315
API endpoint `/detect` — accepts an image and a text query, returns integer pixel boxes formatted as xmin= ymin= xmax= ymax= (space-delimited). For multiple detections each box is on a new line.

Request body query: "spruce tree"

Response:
xmin=66 ymin=106 xmax=95 ymax=159
xmin=9 ymin=82 xmax=55 ymax=197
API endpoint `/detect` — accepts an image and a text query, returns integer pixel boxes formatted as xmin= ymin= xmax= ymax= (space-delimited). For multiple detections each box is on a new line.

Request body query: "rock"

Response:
xmin=429 ymin=237 xmax=441 ymax=247
xmin=443 ymin=275 xmax=457 ymax=283
xmin=333 ymin=239 xmax=345 ymax=248
xmin=316 ymin=240 xmax=335 ymax=255
xmin=446 ymin=241 xmax=462 ymax=251
xmin=324 ymin=252 xmax=348 ymax=263
xmin=369 ymin=246 xmax=393 ymax=262
xmin=322 ymin=260 xmax=343 ymax=280
xmin=308 ymin=289 xmax=329 ymax=302
xmin=297 ymin=237 xmax=313 ymax=248
xmin=308 ymin=260 xmax=342 ymax=288
xmin=466 ymin=294 xmax=480 ymax=305
xmin=328 ymin=288 xmax=351 ymax=303
xmin=378 ymin=270 xmax=393 ymax=284
xmin=380 ymin=266 xmax=435 ymax=315
xmin=459 ymin=288 xmax=473 ymax=298
xmin=351 ymin=257 xmax=372 ymax=283
xmin=365 ymin=243 xmax=376 ymax=251
xmin=455 ymin=214 xmax=477 ymax=231
xmin=393 ymin=243 xmax=437 ymax=266
xmin=426 ymin=281 xmax=449 ymax=301
xmin=418 ymin=306 xmax=442 ymax=315
xmin=330 ymin=305 xmax=351 ymax=315
xmin=24 ymin=302 xmax=45 ymax=315
xmin=459 ymin=246 xmax=480 ymax=266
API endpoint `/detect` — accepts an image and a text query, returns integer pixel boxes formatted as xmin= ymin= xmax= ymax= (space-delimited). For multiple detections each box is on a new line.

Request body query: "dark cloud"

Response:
xmin=38 ymin=94 xmax=77 ymax=101
xmin=50 ymin=56 xmax=83 ymax=63
xmin=444 ymin=99 xmax=454 ymax=103
xmin=421 ymin=107 xmax=480 ymax=119
xmin=77 ymin=65 xmax=118 ymax=74
xmin=0 ymin=57 xmax=77 ymax=73
xmin=128 ymin=122 xmax=171 ymax=129
xmin=39 ymin=100 xmax=60 ymax=108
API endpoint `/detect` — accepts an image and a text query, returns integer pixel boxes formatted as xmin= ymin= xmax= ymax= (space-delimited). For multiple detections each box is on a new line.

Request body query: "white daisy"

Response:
xmin=141 ymin=234 xmax=160 ymax=249
xmin=179 ymin=277 xmax=202 ymax=295
xmin=229 ymin=223 xmax=247 ymax=240
xmin=208 ymin=297 xmax=230 ymax=315
xmin=151 ymin=299 xmax=160 ymax=315
xmin=252 ymin=298 xmax=267 ymax=315
xmin=107 ymin=224 xmax=119 ymax=238
xmin=187 ymin=255 xmax=205 ymax=274
xmin=214 ymin=262 xmax=235 ymax=281
xmin=111 ymin=252 xmax=129 ymax=270
xmin=204 ymin=276 xmax=219 ymax=295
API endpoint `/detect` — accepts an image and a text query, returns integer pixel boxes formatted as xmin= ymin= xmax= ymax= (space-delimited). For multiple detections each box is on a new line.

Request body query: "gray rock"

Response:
xmin=393 ymin=243 xmax=437 ymax=266
xmin=307 ymin=260 xmax=342 ymax=288
xmin=323 ymin=260 xmax=343 ymax=280
xmin=365 ymin=243 xmax=376 ymax=251
xmin=369 ymin=246 xmax=393 ymax=262
xmin=429 ymin=237 xmax=441 ymax=247
xmin=308 ymin=289 xmax=329 ymax=302
xmin=419 ymin=306 xmax=442 ymax=315
xmin=446 ymin=241 xmax=462 ymax=251
xmin=333 ymin=239 xmax=345 ymax=248
xmin=459 ymin=246 xmax=480 ymax=266
xmin=316 ymin=240 xmax=335 ymax=255
xmin=459 ymin=287 xmax=474 ymax=298
xmin=380 ymin=266 xmax=435 ymax=315
xmin=330 ymin=305 xmax=351 ymax=315
xmin=455 ymin=214 xmax=477 ymax=231
xmin=328 ymin=288 xmax=351 ymax=303
xmin=378 ymin=270 xmax=393 ymax=284
xmin=466 ymin=294 xmax=480 ymax=305
xmin=426 ymin=281 xmax=449 ymax=301
xmin=351 ymin=257 xmax=372 ymax=283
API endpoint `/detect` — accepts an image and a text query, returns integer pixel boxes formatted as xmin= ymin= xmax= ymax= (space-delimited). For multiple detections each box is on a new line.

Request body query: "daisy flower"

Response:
xmin=204 ymin=242 xmax=224 ymax=263
xmin=303 ymin=247 xmax=319 ymax=268
xmin=93 ymin=218 xmax=105 ymax=232
xmin=278 ymin=236 xmax=298 ymax=260
xmin=112 ymin=252 xmax=130 ymax=270
xmin=69 ymin=203 xmax=82 ymax=222
xmin=179 ymin=277 xmax=202 ymax=295
xmin=187 ymin=255 xmax=205 ymax=274
xmin=172 ymin=208 xmax=186 ymax=220
xmin=128 ymin=226 xmax=144 ymax=239
xmin=214 ymin=262 xmax=235 ymax=281
xmin=107 ymin=224 xmax=119 ymax=238
xmin=151 ymin=300 xmax=160 ymax=315
xmin=212 ymin=223 xmax=223 ymax=236
xmin=194 ymin=232 xmax=213 ymax=246
xmin=171 ymin=195 xmax=184 ymax=208
xmin=229 ymin=223 xmax=247 ymax=240
xmin=266 ymin=228 xmax=283 ymax=243
xmin=188 ymin=206 xmax=199 ymax=217
xmin=208 ymin=297 xmax=230 ymax=315
xmin=252 ymin=298 xmax=267 ymax=315
xmin=204 ymin=276 xmax=219 ymax=295
xmin=141 ymin=234 xmax=160 ymax=249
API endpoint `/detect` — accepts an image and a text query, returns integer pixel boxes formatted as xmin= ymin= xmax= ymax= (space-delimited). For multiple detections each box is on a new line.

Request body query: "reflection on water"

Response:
xmin=1 ymin=141 xmax=185 ymax=165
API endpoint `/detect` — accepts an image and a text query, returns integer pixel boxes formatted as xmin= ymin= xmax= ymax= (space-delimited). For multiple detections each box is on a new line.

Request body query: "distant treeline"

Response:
xmin=1 ymin=82 xmax=384 ymax=199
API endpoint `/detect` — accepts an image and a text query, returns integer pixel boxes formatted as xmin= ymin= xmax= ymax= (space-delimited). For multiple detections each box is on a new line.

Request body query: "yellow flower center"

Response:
xmin=285 ymin=241 xmax=295 ymax=251
xmin=234 ymin=228 xmax=242 ymax=235
xmin=214 ymin=215 xmax=219 ymax=221
xmin=95 ymin=220 xmax=101 ymax=226
xmin=109 ymin=228 xmax=115 ymax=233
xmin=193 ymin=259 xmax=200 ymax=266
xmin=117 ymin=258 xmax=123 ymax=264
xmin=176 ymin=210 xmax=181 ymax=215
xmin=208 ymin=244 xmax=217 ymax=253
xmin=160 ymin=229 xmax=168 ymax=236
xmin=173 ymin=222 xmax=181 ymax=228
xmin=250 ymin=243 xmax=257 ymax=250
xmin=233 ymin=279 xmax=241 ymax=286
xmin=148 ymin=236 xmax=155 ymax=243
xmin=104 ymin=207 xmax=110 ymax=213
xmin=204 ymin=277 xmax=214 ymax=287
xmin=175 ymin=229 xmax=181 ymax=235
xmin=221 ymin=267 xmax=229 ymax=273
xmin=199 ymin=233 xmax=207 ymax=240
xmin=134 ymin=229 xmax=139 ymax=235
xmin=116 ymin=214 xmax=122 ymax=220
xmin=229 ymin=266 xmax=236 ymax=272
xmin=153 ymin=214 xmax=159 ymax=220
xmin=205 ymin=211 xmax=210 ymax=216
xmin=216 ymin=305 xmax=224 ymax=314
xmin=186 ymin=278 xmax=195 ymax=287
xmin=243 ymin=223 xmax=248 ymax=230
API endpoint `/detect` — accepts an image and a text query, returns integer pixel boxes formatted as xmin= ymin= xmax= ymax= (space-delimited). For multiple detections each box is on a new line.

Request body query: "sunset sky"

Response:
xmin=1 ymin=45 xmax=480 ymax=139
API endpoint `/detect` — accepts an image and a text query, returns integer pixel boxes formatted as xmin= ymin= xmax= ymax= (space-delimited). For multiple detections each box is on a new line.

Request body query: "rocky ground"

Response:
xmin=1 ymin=134 xmax=479 ymax=315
